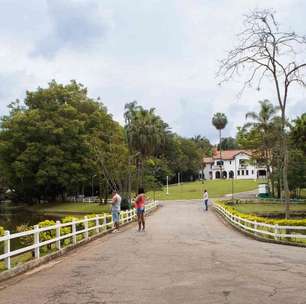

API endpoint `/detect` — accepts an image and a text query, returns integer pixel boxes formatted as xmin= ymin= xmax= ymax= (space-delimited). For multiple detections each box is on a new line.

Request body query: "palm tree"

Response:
xmin=124 ymin=102 xmax=168 ymax=187
xmin=244 ymin=99 xmax=280 ymax=195
xmin=212 ymin=113 xmax=228 ymax=178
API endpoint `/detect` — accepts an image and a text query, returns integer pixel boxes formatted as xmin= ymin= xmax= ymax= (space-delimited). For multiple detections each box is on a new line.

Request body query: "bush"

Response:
xmin=216 ymin=201 xmax=306 ymax=226
xmin=0 ymin=226 xmax=4 ymax=237
xmin=38 ymin=220 xmax=56 ymax=252
xmin=16 ymin=224 xmax=34 ymax=247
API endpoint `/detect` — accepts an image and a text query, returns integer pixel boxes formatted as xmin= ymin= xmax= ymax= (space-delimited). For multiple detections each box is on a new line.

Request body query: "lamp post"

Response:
xmin=231 ymin=175 xmax=234 ymax=201
xmin=166 ymin=176 xmax=169 ymax=195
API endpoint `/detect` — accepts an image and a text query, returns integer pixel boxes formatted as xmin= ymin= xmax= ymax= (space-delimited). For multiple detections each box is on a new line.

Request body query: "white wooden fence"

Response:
xmin=214 ymin=204 xmax=306 ymax=244
xmin=0 ymin=201 xmax=158 ymax=270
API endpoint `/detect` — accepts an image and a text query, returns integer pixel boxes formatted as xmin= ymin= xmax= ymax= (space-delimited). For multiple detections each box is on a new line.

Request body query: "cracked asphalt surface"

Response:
xmin=0 ymin=200 xmax=306 ymax=304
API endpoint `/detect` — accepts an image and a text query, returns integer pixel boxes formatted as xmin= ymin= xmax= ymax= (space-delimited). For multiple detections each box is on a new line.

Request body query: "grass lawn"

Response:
xmin=148 ymin=179 xmax=259 ymax=201
xmin=31 ymin=202 xmax=111 ymax=215
xmin=234 ymin=203 xmax=306 ymax=215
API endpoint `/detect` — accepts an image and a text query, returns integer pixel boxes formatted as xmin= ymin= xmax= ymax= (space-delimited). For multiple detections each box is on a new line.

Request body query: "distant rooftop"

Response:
xmin=203 ymin=149 xmax=253 ymax=163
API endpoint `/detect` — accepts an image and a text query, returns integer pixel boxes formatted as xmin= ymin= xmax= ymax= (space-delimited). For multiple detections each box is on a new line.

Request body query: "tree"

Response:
xmin=245 ymin=99 xmax=279 ymax=179
xmin=218 ymin=9 xmax=306 ymax=218
xmin=212 ymin=112 xmax=228 ymax=178
xmin=0 ymin=81 xmax=127 ymax=203
xmin=290 ymin=113 xmax=306 ymax=154
xmin=218 ymin=137 xmax=239 ymax=150
xmin=124 ymin=101 xmax=169 ymax=188
xmin=288 ymin=113 xmax=306 ymax=198
xmin=237 ymin=100 xmax=281 ymax=195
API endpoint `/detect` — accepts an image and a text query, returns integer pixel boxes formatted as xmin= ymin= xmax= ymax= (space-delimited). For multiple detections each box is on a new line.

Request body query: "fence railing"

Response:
xmin=214 ymin=204 xmax=306 ymax=245
xmin=0 ymin=201 xmax=158 ymax=270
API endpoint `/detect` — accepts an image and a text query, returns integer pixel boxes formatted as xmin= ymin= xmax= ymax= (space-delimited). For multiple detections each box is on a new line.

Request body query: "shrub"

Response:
xmin=16 ymin=224 xmax=34 ymax=247
xmin=0 ymin=226 xmax=4 ymax=237
xmin=38 ymin=220 xmax=56 ymax=252
xmin=216 ymin=201 xmax=306 ymax=226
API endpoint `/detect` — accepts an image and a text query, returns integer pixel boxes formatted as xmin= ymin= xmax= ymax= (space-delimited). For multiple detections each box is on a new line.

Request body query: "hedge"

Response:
xmin=216 ymin=200 xmax=306 ymax=226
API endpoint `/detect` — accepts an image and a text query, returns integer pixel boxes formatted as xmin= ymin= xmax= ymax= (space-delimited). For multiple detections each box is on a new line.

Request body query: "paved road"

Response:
xmin=0 ymin=201 xmax=306 ymax=304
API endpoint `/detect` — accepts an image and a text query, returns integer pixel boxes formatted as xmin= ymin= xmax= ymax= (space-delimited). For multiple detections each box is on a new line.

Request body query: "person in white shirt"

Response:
xmin=111 ymin=190 xmax=122 ymax=232
xmin=203 ymin=189 xmax=208 ymax=211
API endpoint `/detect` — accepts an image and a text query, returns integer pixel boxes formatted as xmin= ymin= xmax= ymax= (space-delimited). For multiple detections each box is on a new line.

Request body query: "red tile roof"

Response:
xmin=203 ymin=149 xmax=253 ymax=163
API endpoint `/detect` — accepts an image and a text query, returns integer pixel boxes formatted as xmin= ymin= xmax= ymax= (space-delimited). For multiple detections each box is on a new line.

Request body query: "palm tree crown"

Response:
xmin=212 ymin=113 xmax=228 ymax=130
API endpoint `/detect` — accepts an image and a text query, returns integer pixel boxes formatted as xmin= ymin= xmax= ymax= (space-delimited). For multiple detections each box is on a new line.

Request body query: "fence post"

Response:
xmin=95 ymin=215 xmax=99 ymax=233
xmin=103 ymin=214 xmax=107 ymax=231
xmin=72 ymin=220 xmax=77 ymax=244
xmin=56 ymin=221 xmax=61 ymax=250
xmin=4 ymin=231 xmax=11 ymax=270
xmin=254 ymin=221 xmax=258 ymax=236
xmin=274 ymin=224 xmax=279 ymax=240
xmin=84 ymin=216 xmax=89 ymax=239
xmin=34 ymin=225 xmax=40 ymax=259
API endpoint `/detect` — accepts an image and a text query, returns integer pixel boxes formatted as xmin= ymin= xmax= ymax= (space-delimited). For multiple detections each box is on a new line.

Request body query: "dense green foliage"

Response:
xmin=237 ymin=99 xmax=305 ymax=199
xmin=0 ymin=82 xmax=211 ymax=204
xmin=124 ymin=101 xmax=208 ymax=188
xmin=0 ymin=81 xmax=128 ymax=202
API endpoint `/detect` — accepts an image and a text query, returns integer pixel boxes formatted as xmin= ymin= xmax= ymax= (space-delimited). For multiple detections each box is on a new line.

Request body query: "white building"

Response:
xmin=201 ymin=149 xmax=267 ymax=180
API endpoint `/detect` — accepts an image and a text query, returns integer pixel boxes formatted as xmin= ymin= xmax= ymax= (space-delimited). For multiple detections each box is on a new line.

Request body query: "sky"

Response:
xmin=0 ymin=0 xmax=305 ymax=144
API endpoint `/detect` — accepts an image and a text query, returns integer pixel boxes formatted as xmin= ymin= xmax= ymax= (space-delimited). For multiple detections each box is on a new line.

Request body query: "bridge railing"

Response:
xmin=0 ymin=201 xmax=158 ymax=271
xmin=214 ymin=203 xmax=306 ymax=245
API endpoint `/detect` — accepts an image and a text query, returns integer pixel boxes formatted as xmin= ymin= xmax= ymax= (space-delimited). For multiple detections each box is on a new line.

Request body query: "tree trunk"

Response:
xmin=219 ymin=129 xmax=222 ymax=179
xmin=281 ymin=111 xmax=290 ymax=218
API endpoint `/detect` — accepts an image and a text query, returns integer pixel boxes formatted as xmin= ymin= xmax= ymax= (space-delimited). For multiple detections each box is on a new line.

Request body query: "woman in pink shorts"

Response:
xmin=135 ymin=187 xmax=145 ymax=232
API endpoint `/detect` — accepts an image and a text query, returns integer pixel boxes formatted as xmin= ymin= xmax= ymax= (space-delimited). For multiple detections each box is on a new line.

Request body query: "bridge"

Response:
xmin=0 ymin=200 xmax=305 ymax=303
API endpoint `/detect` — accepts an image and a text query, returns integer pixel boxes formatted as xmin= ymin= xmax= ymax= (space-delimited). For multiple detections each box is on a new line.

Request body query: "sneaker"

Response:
xmin=112 ymin=229 xmax=119 ymax=233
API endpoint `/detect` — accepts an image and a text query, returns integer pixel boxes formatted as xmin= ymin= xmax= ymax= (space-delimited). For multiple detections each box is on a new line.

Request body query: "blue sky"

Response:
xmin=0 ymin=0 xmax=305 ymax=143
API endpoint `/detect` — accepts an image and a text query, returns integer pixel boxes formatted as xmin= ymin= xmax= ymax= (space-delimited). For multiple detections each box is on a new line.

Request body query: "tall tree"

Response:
xmin=0 ymin=81 xmax=126 ymax=203
xmin=124 ymin=101 xmax=169 ymax=187
xmin=238 ymin=99 xmax=280 ymax=195
xmin=218 ymin=9 xmax=306 ymax=218
xmin=212 ymin=112 xmax=228 ymax=178
xmin=245 ymin=99 xmax=280 ymax=179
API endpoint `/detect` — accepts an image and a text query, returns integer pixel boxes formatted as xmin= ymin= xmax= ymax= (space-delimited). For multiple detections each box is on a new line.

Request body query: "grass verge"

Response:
xmin=149 ymin=179 xmax=259 ymax=200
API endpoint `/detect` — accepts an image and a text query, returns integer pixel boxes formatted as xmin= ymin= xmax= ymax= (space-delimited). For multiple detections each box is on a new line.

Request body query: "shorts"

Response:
xmin=112 ymin=211 xmax=120 ymax=223
xmin=136 ymin=207 xmax=145 ymax=215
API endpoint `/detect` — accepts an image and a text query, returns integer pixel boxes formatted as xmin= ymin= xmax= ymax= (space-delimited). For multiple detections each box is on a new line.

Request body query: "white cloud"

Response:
xmin=0 ymin=0 xmax=305 ymax=144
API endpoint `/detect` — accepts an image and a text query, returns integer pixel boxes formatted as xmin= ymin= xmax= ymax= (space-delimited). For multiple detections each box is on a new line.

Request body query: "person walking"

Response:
xmin=111 ymin=190 xmax=121 ymax=232
xmin=203 ymin=189 xmax=209 ymax=211
xmin=135 ymin=187 xmax=146 ymax=232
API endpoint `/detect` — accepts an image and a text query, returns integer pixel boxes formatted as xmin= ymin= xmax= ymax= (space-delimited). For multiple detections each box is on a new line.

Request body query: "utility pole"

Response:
xmin=166 ymin=176 xmax=169 ymax=195
xmin=178 ymin=172 xmax=180 ymax=185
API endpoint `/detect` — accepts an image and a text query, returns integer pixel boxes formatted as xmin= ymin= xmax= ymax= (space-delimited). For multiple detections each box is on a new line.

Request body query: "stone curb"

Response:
xmin=0 ymin=206 xmax=159 ymax=284
xmin=213 ymin=206 xmax=306 ymax=248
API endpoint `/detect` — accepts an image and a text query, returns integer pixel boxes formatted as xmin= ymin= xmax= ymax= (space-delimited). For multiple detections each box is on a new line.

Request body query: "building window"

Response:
xmin=246 ymin=170 xmax=249 ymax=176
xmin=242 ymin=170 xmax=244 ymax=176
xmin=230 ymin=161 xmax=232 ymax=164
xmin=216 ymin=160 xmax=224 ymax=166
xmin=252 ymin=170 xmax=254 ymax=175
xmin=237 ymin=170 xmax=240 ymax=176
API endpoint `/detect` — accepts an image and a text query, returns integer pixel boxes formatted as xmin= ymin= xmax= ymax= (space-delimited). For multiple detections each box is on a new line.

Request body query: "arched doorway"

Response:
xmin=229 ymin=170 xmax=234 ymax=178
xmin=222 ymin=171 xmax=227 ymax=179
xmin=215 ymin=171 xmax=221 ymax=179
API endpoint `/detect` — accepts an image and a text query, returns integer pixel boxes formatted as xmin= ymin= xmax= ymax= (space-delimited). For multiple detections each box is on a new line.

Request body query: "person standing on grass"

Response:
xmin=135 ymin=187 xmax=146 ymax=232
xmin=111 ymin=190 xmax=121 ymax=232
xmin=203 ymin=189 xmax=208 ymax=211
